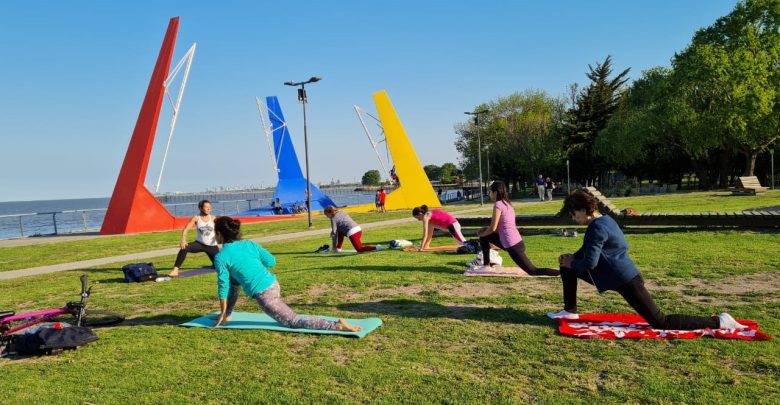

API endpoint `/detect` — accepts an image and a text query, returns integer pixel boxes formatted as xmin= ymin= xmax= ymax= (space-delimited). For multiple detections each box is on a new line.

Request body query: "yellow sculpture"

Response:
xmin=345 ymin=90 xmax=441 ymax=213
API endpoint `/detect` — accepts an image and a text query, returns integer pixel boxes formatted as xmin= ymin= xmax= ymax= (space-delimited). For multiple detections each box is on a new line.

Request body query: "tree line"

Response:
xmin=456 ymin=0 xmax=779 ymax=191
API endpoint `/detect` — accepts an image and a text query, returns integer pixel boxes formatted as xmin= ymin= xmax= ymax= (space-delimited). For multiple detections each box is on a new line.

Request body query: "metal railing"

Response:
xmin=0 ymin=198 xmax=271 ymax=240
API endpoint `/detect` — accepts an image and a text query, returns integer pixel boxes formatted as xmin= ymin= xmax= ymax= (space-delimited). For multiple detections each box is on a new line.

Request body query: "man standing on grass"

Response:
xmin=536 ymin=175 xmax=546 ymax=201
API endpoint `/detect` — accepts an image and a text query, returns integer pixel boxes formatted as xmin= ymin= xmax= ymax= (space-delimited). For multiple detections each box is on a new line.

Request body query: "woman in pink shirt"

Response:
xmin=476 ymin=181 xmax=559 ymax=276
xmin=412 ymin=205 xmax=466 ymax=250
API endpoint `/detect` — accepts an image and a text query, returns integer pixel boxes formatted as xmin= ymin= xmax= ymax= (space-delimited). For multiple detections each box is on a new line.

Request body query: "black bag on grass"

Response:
xmin=122 ymin=262 xmax=158 ymax=282
xmin=13 ymin=325 xmax=99 ymax=355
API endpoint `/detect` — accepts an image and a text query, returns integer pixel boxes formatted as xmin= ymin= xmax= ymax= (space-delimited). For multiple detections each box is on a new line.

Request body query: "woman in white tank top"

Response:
xmin=169 ymin=200 xmax=220 ymax=277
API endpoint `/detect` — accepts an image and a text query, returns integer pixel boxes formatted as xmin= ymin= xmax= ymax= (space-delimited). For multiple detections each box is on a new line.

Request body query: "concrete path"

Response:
xmin=1 ymin=207 xmax=489 ymax=280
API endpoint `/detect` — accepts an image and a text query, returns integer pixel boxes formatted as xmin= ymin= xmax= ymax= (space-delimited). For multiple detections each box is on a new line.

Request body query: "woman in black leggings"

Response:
xmin=548 ymin=190 xmax=745 ymax=331
xmin=477 ymin=181 xmax=559 ymax=276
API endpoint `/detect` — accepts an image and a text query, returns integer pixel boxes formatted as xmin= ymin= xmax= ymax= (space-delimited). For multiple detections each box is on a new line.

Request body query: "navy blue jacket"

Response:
xmin=571 ymin=215 xmax=640 ymax=292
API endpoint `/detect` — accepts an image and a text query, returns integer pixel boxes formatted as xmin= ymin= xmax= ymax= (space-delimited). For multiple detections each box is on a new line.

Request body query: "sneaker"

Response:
xmin=375 ymin=244 xmax=384 ymax=251
xmin=314 ymin=244 xmax=330 ymax=253
xmin=466 ymin=256 xmax=482 ymax=268
xmin=718 ymin=313 xmax=746 ymax=330
xmin=335 ymin=248 xmax=342 ymax=253
xmin=547 ymin=310 xmax=579 ymax=320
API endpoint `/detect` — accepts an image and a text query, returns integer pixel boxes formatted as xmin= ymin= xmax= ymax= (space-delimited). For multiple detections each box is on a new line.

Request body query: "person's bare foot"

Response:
xmin=208 ymin=314 xmax=231 ymax=322
xmin=168 ymin=268 xmax=180 ymax=277
xmin=335 ymin=319 xmax=362 ymax=332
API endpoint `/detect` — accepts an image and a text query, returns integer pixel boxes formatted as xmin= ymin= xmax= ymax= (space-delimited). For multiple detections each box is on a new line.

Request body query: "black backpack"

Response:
xmin=13 ymin=325 xmax=99 ymax=356
xmin=122 ymin=262 xmax=158 ymax=282
xmin=456 ymin=240 xmax=480 ymax=254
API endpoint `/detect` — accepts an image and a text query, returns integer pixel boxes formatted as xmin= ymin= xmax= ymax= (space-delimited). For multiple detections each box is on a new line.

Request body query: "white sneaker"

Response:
xmin=718 ymin=313 xmax=746 ymax=330
xmin=547 ymin=310 xmax=579 ymax=320
xmin=335 ymin=248 xmax=342 ymax=253
xmin=466 ymin=256 xmax=482 ymax=267
xmin=375 ymin=244 xmax=384 ymax=251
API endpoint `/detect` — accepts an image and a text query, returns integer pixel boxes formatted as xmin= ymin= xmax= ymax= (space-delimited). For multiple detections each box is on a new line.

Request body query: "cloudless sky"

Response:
xmin=0 ymin=0 xmax=738 ymax=202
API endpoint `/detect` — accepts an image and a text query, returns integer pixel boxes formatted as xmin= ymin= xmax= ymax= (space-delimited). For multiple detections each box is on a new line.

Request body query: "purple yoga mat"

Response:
xmin=178 ymin=267 xmax=215 ymax=278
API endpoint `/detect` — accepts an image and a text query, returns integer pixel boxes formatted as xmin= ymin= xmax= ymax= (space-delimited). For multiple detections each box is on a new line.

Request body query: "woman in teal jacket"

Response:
xmin=212 ymin=216 xmax=361 ymax=332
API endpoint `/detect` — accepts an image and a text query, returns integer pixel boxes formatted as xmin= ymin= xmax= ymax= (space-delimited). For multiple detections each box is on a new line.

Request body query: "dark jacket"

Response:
xmin=571 ymin=215 xmax=640 ymax=292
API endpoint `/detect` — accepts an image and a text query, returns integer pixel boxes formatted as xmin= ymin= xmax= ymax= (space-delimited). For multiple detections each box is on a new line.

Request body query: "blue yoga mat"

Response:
xmin=180 ymin=311 xmax=382 ymax=338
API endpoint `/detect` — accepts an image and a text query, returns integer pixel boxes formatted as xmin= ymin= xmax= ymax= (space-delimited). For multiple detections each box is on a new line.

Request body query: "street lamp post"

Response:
xmin=770 ymin=148 xmax=775 ymax=190
xmin=485 ymin=144 xmax=490 ymax=184
xmin=464 ymin=109 xmax=489 ymax=206
xmin=284 ymin=76 xmax=321 ymax=228
xmin=566 ymin=159 xmax=570 ymax=194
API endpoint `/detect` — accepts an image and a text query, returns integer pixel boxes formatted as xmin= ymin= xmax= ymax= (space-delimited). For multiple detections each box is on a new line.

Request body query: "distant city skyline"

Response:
xmin=0 ymin=1 xmax=738 ymax=202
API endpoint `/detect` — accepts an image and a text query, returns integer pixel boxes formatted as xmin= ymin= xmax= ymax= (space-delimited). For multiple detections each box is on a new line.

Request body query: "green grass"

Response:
xmin=1 ymin=194 xmax=779 ymax=403
xmin=0 ymin=208 xmax=463 ymax=272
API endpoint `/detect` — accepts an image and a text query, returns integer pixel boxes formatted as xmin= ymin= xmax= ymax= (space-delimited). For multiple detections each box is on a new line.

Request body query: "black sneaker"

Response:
xmin=314 ymin=244 xmax=330 ymax=253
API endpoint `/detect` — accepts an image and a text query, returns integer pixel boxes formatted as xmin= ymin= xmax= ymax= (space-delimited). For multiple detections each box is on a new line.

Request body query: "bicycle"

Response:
xmin=0 ymin=274 xmax=124 ymax=355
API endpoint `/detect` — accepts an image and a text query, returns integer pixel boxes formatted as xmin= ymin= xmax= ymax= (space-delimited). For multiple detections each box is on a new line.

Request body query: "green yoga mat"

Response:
xmin=180 ymin=311 xmax=382 ymax=338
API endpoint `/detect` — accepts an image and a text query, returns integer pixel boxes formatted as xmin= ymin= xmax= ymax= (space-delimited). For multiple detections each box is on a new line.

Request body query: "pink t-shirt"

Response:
xmin=428 ymin=209 xmax=456 ymax=229
xmin=495 ymin=200 xmax=521 ymax=248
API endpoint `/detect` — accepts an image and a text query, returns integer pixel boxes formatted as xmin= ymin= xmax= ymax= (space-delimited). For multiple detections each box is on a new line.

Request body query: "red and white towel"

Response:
xmin=555 ymin=313 xmax=771 ymax=341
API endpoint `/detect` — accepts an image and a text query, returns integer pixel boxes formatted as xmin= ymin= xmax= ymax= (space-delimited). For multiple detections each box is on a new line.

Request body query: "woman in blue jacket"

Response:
xmin=212 ymin=216 xmax=361 ymax=332
xmin=548 ymin=190 xmax=745 ymax=331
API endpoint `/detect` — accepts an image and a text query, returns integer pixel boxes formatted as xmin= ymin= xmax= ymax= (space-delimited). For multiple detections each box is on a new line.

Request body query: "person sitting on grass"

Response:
xmin=324 ymin=206 xmax=383 ymax=253
xmin=476 ymin=181 xmax=560 ymax=276
xmin=212 ymin=216 xmax=361 ymax=332
xmin=547 ymin=190 xmax=746 ymax=331
xmin=169 ymin=200 xmax=218 ymax=278
xmin=411 ymin=205 xmax=466 ymax=251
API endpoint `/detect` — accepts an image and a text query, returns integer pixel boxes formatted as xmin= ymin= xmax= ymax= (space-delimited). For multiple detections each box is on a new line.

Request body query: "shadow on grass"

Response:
xmin=336 ymin=299 xmax=551 ymax=327
xmin=280 ymin=264 xmax=462 ymax=275
xmin=107 ymin=313 xmax=202 ymax=328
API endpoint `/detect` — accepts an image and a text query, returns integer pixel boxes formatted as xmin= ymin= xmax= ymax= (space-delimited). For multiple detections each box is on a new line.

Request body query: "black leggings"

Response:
xmin=174 ymin=241 xmax=219 ymax=268
xmin=560 ymin=268 xmax=718 ymax=330
xmin=479 ymin=233 xmax=560 ymax=276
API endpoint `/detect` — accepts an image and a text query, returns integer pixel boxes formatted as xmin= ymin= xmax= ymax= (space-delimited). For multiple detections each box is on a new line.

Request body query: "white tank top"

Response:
xmin=196 ymin=215 xmax=217 ymax=246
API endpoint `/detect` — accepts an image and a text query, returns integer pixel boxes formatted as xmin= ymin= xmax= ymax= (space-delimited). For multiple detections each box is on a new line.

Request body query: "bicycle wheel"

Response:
xmin=52 ymin=310 xmax=124 ymax=327
xmin=81 ymin=310 xmax=124 ymax=327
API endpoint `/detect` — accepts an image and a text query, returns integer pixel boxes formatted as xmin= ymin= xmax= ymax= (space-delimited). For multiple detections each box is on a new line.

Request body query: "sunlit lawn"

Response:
xmin=1 ymin=192 xmax=778 ymax=403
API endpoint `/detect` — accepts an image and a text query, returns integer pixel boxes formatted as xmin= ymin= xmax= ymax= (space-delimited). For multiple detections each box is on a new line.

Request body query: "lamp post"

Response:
xmin=566 ymin=159 xmax=570 ymax=194
xmin=464 ymin=109 xmax=489 ymax=205
xmin=284 ymin=76 xmax=321 ymax=228
xmin=485 ymin=143 xmax=490 ymax=184
xmin=770 ymin=148 xmax=775 ymax=190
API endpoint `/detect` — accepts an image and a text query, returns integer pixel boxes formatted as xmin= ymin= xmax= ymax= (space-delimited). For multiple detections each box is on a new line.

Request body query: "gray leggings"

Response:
xmin=226 ymin=281 xmax=337 ymax=330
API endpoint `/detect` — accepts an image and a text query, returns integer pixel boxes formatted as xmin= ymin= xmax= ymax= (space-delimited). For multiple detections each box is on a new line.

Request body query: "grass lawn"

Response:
xmin=1 ymin=192 xmax=779 ymax=403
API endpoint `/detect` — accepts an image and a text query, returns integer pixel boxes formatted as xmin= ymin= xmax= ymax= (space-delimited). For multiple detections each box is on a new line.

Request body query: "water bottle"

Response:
xmin=155 ymin=276 xmax=172 ymax=282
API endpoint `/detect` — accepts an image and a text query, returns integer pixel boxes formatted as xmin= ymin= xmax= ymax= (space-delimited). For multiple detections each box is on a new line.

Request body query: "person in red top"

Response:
xmin=378 ymin=188 xmax=387 ymax=213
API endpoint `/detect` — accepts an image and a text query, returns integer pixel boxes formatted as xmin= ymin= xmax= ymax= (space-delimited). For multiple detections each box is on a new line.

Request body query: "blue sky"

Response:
xmin=0 ymin=0 xmax=738 ymax=202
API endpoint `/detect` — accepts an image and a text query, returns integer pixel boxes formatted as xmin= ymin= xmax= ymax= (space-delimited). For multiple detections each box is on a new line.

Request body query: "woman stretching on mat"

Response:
xmin=212 ymin=216 xmax=361 ymax=331
xmin=324 ymin=206 xmax=383 ymax=253
xmin=547 ymin=190 xmax=745 ymax=330
xmin=412 ymin=205 xmax=466 ymax=251
xmin=476 ymin=181 xmax=560 ymax=276
xmin=169 ymin=200 xmax=219 ymax=278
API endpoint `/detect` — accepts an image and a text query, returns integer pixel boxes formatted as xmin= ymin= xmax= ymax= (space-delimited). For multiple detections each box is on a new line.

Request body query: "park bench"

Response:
xmin=731 ymin=176 xmax=768 ymax=196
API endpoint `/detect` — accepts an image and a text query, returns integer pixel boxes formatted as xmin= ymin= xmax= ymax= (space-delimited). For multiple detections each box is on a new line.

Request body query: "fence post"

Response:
xmin=52 ymin=212 xmax=58 ymax=235
xmin=19 ymin=216 xmax=24 ymax=238
xmin=82 ymin=211 xmax=88 ymax=231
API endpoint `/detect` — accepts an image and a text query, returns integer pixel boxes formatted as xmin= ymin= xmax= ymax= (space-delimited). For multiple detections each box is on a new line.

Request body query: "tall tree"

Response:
xmin=563 ymin=56 xmax=630 ymax=185
xmin=671 ymin=0 xmax=780 ymax=177
xmin=455 ymin=91 xmax=565 ymax=189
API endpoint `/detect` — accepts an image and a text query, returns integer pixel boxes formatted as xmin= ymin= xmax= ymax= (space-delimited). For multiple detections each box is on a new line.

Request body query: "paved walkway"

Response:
xmin=1 ymin=207 xmax=489 ymax=280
